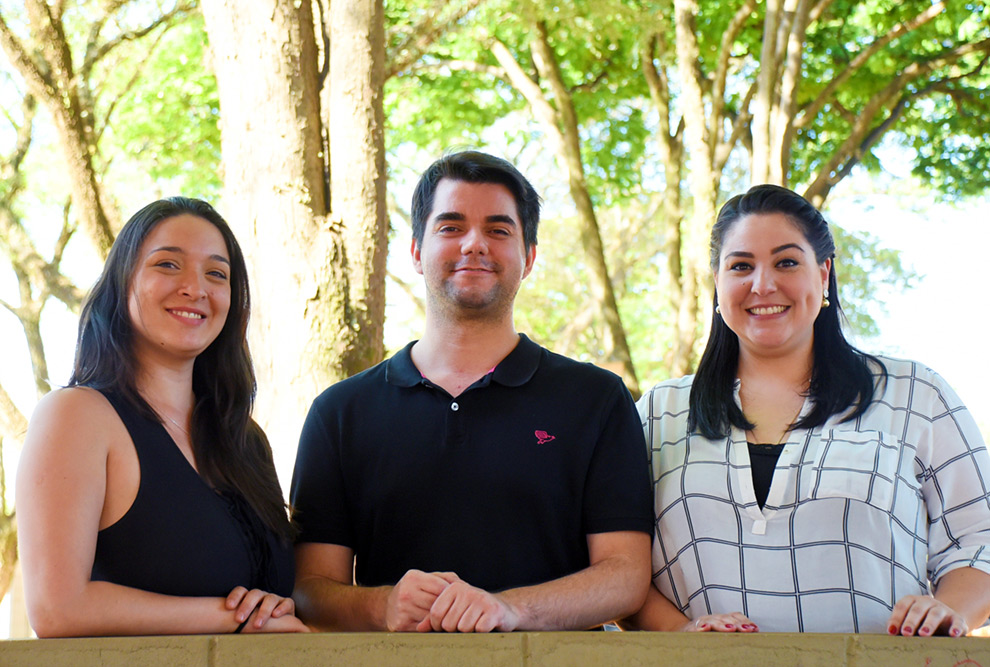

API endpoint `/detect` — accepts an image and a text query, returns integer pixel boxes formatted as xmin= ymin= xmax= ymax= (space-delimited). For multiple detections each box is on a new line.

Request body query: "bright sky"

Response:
xmin=826 ymin=186 xmax=990 ymax=434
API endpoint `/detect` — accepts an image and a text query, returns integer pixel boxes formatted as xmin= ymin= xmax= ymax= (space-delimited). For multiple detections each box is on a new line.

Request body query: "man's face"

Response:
xmin=412 ymin=178 xmax=536 ymax=320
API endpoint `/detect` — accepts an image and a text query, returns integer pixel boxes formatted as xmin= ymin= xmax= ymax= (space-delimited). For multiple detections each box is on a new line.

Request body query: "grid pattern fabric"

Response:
xmin=639 ymin=356 xmax=990 ymax=633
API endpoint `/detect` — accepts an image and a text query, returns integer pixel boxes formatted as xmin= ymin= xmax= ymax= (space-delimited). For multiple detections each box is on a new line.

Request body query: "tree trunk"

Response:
xmin=492 ymin=24 xmax=639 ymax=394
xmin=670 ymin=0 xmax=717 ymax=377
xmin=328 ymin=0 xmax=388 ymax=376
xmin=750 ymin=0 xmax=781 ymax=184
xmin=202 ymin=0 xmax=388 ymax=464
xmin=0 ymin=3 xmax=116 ymax=257
xmin=642 ymin=33 xmax=685 ymax=368
xmin=201 ymin=0 xmax=338 ymax=459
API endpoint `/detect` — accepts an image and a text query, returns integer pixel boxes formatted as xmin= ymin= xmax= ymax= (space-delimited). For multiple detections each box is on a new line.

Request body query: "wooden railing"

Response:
xmin=1 ymin=631 xmax=989 ymax=666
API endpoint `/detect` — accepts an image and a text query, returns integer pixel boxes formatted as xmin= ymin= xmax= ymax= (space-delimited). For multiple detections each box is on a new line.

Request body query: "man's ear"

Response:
xmin=411 ymin=237 xmax=424 ymax=275
xmin=522 ymin=244 xmax=537 ymax=279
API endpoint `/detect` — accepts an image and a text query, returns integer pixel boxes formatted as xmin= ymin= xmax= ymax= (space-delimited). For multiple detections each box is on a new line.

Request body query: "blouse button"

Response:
xmin=451 ymin=402 xmax=459 ymax=411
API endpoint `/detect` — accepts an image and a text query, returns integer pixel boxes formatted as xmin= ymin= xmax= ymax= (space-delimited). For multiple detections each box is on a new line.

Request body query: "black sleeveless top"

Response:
xmin=91 ymin=391 xmax=294 ymax=597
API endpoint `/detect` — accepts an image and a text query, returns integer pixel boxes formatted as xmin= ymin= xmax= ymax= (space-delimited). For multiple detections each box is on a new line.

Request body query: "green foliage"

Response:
xmin=789 ymin=0 xmax=990 ymax=196
xmin=831 ymin=223 xmax=916 ymax=338
xmin=900 ymin=84 xmax=990 ymax=199
xmin=386 ymin=0 xmax=652 ymax=207
xmin=515 ymin=197 xmax=675 ymax=386
xmin=103 ymin=13 xmax=221 ymax=199
xmin=385 ymin=0 xmax=525 ymax=152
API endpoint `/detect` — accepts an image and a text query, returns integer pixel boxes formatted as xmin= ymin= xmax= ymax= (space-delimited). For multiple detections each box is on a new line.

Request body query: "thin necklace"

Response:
xmin=148 ymin=400 xmax=190 ymax=437
xmin=750 ymin=402 xmax=804 ymax=445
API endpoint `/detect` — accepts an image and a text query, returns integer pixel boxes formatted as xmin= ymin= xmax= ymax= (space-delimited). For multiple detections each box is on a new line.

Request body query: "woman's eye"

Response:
xmin=778 ymin=258 xmax=798 ymax=268
xmin=208 ymin=270 xmax=228 ymax=280
xmin=155 ymin=260 xmax=178 ymax=269
xmin=729 ymin=262 xmax=751 ymax=271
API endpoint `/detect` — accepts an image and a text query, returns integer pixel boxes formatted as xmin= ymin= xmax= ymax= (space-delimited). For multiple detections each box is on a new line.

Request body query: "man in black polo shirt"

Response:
xmin=290 ymin=151 xmax=653 ymax=632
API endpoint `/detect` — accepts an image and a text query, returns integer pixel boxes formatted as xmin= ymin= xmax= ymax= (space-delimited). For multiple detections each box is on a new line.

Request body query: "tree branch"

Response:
xmin=489 ymin=38 xmax=565 ymax=148
xmin=0 ymin=382 xmax=28 ymax=445
xmin=81 ymin=0 xmax=197 ymax=77
xmin=808 ymin=0 xmax=838 ymax=24
xmin=0 ymin=9 xmax=54 ymax=96
xmin=569 ymin=57 xmax=614 ymax=95
xmin=714 ymin=80 xmax=757 ymax=174
xmin=711 ymin=0 xmax=756 ymax=150
xmin=386 ymin=269 xmax=425 ymax=318
xmin=803 ymin=37 xmax=990 ymax=205
xmin=386 ymin=0 xmax=486 ymax=78
xmin=405 ymin=58 xmax=507 ymax=80
xmin=93 ymin=28 xmax=169 ymax=145
xmin=795 ymin=1 xmax=946 ymax=130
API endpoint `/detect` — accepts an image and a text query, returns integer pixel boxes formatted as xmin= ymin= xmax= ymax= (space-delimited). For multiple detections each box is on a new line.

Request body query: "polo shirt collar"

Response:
xmin=384 ymin=334 xmax=541 ymax=388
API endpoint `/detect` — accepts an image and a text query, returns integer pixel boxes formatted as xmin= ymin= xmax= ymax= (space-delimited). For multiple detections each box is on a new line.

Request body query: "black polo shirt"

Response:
xmin=290 ymin=334 xmax=652 ymax=591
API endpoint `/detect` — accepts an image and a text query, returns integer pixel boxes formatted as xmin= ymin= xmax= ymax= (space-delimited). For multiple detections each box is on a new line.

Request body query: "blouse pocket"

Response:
xmin=806 ymin=429 xmax=907 ymax=512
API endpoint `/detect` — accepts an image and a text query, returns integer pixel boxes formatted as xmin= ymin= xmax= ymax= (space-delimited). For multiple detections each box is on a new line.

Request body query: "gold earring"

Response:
xmin=822 ymin=287 xmax=830 ymax=309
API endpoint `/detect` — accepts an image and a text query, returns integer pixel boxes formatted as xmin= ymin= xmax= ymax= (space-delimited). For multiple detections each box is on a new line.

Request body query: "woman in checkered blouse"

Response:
xmin=624 ymin=185 xmax=990 ymax=635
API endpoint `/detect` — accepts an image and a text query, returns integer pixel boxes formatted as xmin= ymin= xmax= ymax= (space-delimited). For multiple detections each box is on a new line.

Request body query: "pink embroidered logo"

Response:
xmin=535 ymin=430 xmax=556 ymax=445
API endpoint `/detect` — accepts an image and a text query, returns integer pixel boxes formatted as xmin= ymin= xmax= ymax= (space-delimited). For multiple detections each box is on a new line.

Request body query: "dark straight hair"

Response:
xmin=69 ymin=196 xmax=292 ymax=541
xmin=688 ymin=184 xmax=885 ymax=440
xmin=410 ymin=150 xmax=542 ymax=251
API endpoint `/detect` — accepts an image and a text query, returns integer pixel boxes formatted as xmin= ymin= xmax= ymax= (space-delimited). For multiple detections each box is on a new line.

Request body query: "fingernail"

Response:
xmin=698 ymin=623 xmax=709 ymax=629
xmin=888 ymin=625 xmax=898 ymax=635
xmin=903 ymin=626 xmax=913 ymax=635
xmin=742 ymin=624 xmax=755 ymax=630
xmin=725 ymin=624 xmax=735 ymax=629
xmin=952 ymin=628 xmax=962 ymax=637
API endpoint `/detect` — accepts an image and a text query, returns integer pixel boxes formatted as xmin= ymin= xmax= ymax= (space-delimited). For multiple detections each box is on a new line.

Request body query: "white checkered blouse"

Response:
xmin=638 ymin=357 xmax=990 ymax=633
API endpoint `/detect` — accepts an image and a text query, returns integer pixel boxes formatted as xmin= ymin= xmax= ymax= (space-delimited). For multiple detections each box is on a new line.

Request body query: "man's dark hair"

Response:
xmin=69 ymin=196 xmax=292 ymax=542
xmin=410 ymin=151 xmax=541 ymax=250
xmin=689 ymin=184 xmax=886 ymax=439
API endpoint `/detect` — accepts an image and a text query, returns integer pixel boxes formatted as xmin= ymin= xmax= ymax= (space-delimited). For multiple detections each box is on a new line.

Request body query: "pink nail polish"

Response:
xmin=903 ymin=626 xmax=913 ymax=635
xmin=952 ymin=628 xmax=962 ymax=637
xmin=888 ymin=625 xmax=897 ymax=635
xmin=725 ymin=624 xmax=735 ymax=629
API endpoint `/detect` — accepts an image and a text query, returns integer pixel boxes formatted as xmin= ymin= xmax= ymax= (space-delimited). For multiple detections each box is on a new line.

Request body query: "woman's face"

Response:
xmin=714 ymin=212 xmax=830 ymax=360
xmin=127 ymin=214 xmax=232 ymax=367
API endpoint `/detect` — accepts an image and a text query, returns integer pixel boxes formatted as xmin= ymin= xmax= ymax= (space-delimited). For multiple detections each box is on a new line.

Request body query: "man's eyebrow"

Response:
xmin=432 ymin=212 xmax=518 ymax=226
xmin=433 ymin=212 xmax=465 ymax=222
xmin=149 ymin=246 xmax=230 ymax=265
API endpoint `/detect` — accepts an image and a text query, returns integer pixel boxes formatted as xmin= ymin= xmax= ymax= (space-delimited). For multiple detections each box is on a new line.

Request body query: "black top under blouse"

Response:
xmin=91 ymin=390 xmax=294 ymax=597
xmin=748 ymin=443 xmax=785 ymax=509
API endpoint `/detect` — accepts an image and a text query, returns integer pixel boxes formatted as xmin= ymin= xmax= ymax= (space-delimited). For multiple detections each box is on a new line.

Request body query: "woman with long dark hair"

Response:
xmin=17 ymin=197 xmax=307 ymax=636
xmin=627 ymin=185 xmax=990 ymax=635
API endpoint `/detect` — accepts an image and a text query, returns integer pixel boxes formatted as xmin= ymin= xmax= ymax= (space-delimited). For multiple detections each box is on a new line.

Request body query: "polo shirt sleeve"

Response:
xmin=290 ymin=393 xmax=354 ymax=547
xmin=582 ymin=377 xmax=655 ymax=536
